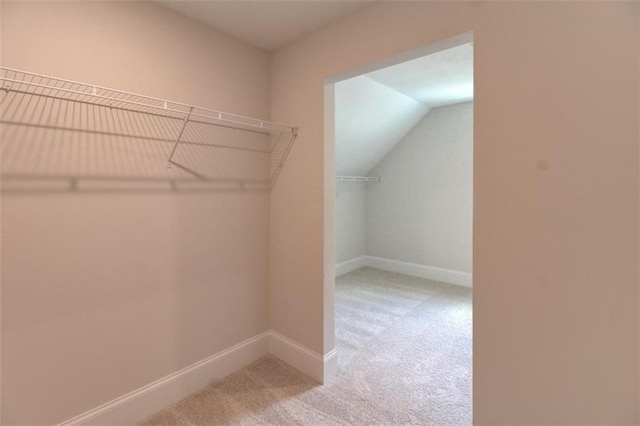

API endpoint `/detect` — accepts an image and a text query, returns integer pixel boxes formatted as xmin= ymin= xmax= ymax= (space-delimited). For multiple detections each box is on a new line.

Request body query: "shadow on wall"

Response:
xmin=0 ymin=69 xmax=296 ymax=195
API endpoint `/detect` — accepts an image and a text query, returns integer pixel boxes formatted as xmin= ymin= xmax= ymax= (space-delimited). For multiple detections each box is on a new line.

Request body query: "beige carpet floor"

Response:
xmin=139 ymin=267 xmax=472 ymax=425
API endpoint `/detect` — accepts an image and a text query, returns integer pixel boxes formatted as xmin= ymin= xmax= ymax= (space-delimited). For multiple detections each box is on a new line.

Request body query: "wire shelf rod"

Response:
xmin=0 ymin=68 xmax=296 ymax=133
xmin=0 ymin=85 xmax=284 ymax=137
xmin=0 ymin=66 xmax=294 ymax=130
xmin=335 ymin=175 xmax=382 ymax=182
xmin=0 ymin=78 xmax=284 ymax=133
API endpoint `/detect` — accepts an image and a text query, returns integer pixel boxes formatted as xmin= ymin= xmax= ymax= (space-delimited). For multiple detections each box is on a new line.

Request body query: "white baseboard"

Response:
xmin=269 ymin=331 xmax=332 ymax=384
xmin=365 ymin=256 xmax=472 ymax=288
xmin=58 ymin=331 xmax=337 ymax=425
xmin=335 ymin=255 xmax=367 ymax=276
xmin=59 ymin=332 xmax=270 ymax=426
xmin=335 ymin=255 xmax=472 ymax=288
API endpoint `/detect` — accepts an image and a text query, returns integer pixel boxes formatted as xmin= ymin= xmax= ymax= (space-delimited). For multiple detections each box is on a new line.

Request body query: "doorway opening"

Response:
xmin=323 ymin=32 xmax=473 ymax=423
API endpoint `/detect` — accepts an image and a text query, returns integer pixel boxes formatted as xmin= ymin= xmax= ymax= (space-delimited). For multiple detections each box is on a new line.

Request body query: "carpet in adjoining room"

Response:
xmin=139 ymin=267 xmax=472 ymax=425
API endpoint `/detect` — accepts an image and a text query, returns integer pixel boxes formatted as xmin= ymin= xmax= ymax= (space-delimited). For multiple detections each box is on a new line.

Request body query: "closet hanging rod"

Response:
xmin=335 ymin=176 xmax=382 ymax=182
xmin=0 ymin=67 xmax=297 ymax=134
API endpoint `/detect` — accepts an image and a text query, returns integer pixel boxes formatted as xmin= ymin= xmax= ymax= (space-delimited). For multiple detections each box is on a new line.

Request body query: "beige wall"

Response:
xmin=335 ymin=182 xmax=366 ymax=264
xmin=270 ymin=2 xmax=639 ymax=424
xmin=1 ymin=2 xmax=271 ymax=424
xmin=2 ymin=1 xmax=638 ymax=424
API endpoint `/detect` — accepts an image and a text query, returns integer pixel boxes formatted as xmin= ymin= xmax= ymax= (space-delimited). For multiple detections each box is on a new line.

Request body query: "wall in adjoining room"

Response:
xmin=366 ymin=101 xmax=473 ymax=276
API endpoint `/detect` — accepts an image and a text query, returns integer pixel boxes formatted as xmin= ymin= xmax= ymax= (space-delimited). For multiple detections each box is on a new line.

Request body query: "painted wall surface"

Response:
xmin=334 ymin=74 xmax=429 ymax=266
xmin=335 ymin=182 xmax=366 ymax=263
xmin=1 ymin=2 xmax=270 ymax=424
xmin=366 ymin=102 xmax=472 ymax=274
xmin=269 ymin=2 xmax=639 ymax=424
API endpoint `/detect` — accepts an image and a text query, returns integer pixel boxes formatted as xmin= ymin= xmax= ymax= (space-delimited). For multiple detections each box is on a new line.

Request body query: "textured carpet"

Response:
xmin=139 ymin=267 xmax=472 ymax=425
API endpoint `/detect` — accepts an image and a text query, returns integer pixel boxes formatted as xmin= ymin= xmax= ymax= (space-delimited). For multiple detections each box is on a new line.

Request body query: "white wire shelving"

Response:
xmin=335 ymin=175 xmax=382 ymax=183
xmin=0 ymin=67 xmax=298 ymax=191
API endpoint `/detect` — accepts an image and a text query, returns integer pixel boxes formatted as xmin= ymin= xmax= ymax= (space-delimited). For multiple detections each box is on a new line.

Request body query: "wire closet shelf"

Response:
xmin=0 ymin=67 xmax=298 ymax=191
xmin=335 ymin=176 xmax=382 ymax=183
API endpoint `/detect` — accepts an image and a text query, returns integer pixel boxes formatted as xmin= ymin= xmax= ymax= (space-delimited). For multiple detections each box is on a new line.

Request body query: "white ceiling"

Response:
xmin=367 ymin=43 xmax=473 ymax=108
xmin=336 ymin=43 xmax=473 ymax=176
xmin=158 ymin=1 xmax=367 ymax=51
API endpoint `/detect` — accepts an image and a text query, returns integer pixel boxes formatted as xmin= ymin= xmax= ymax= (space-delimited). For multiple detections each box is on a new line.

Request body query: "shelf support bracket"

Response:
xmin=167 ymin=106 xmax=195 ymax=168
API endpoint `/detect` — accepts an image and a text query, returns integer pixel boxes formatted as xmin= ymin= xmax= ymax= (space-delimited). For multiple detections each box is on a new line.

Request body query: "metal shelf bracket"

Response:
xmin=166 ymin=106 xmax=195 ymax=168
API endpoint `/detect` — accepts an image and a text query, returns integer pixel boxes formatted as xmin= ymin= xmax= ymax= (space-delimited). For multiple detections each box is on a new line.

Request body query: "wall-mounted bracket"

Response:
xmin=335 ymin=175 xmax=382 ymax=182
xmin=166 ymin=106 xmax=195 ymax=168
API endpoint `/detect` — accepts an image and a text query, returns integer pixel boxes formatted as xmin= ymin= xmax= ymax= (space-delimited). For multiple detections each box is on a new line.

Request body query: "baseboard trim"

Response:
xmin=58 ymin=331 xmax=337 ymax=425
xmin=335 ymin=255 xmax=367 ymax=276
xmin=365 ymin=256 xmax=472 ymax=288
xmin=268 ymin=331 xmax=333 ymax=384
xmin=335 ymin=255 xmax=472 ymax=288
xmin=58 ymin=331 xmax=270 ymax=426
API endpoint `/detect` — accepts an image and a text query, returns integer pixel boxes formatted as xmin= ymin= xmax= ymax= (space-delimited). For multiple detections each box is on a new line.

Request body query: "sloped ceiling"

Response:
xmin=335 ymin=77 xmax=429 ymax=176
xmin=367 ymin=43 xmax=473 ymax=108
xmin=336 ymin=43 xmax=473 ymax=177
